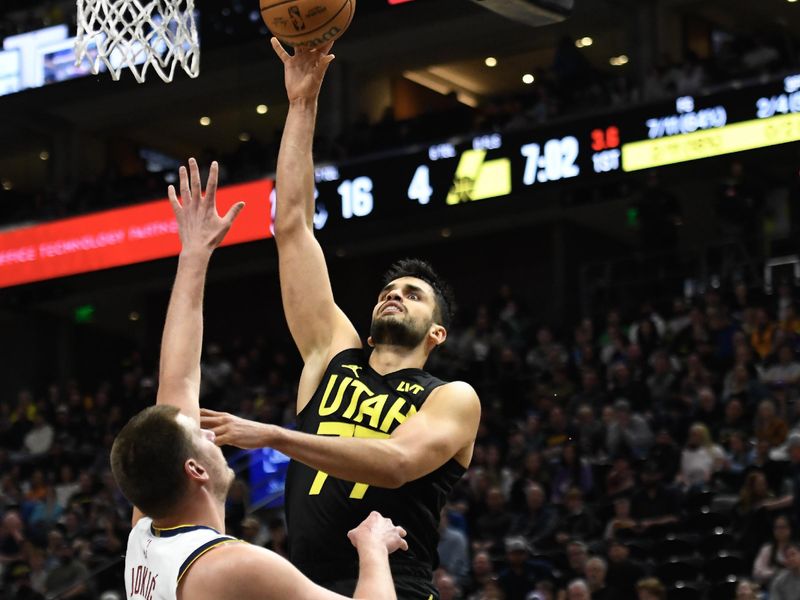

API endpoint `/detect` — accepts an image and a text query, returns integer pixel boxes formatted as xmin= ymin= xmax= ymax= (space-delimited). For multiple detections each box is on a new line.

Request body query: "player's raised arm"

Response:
xmin=271 ymin=38 xmax=360 ymax=377
xmin=156 ymin=159 xmax=245 ymax=423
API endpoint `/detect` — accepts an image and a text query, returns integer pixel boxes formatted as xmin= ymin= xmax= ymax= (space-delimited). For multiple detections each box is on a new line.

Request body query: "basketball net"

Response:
xmin=74 ymin=0 xmax=200 ymax=83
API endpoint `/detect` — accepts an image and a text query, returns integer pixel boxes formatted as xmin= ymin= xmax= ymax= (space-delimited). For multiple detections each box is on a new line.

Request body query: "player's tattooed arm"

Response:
xmin=201 ymin=381 xmax=481 ymax=488
xmin=271 ymin=38 xmax=360 ymax=408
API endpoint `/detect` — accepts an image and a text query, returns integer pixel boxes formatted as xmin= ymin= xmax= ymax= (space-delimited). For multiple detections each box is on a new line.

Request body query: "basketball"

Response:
xmin=260 ymin=0 xmax=356 ymax=49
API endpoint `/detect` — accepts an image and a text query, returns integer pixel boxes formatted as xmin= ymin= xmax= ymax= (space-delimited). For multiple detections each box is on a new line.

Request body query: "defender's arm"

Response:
xmin=133 ymin=159 xmax=243 ymax=527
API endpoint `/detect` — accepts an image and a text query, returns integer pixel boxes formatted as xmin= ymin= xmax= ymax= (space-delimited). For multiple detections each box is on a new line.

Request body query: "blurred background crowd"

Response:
xmin=3 ymin=275 xmax=800 ymax=600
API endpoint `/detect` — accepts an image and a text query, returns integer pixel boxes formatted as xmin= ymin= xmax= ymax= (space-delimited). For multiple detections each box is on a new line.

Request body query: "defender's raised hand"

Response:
xmin=168 ymin=158 xmax=245 ymax=255
xmin=271 ymin=37 xmax=335 ymax=104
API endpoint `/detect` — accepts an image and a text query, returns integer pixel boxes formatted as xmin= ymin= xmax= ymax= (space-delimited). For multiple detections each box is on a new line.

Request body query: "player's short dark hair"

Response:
xmin=110 ymin=405 xmax=194 ymax=519
xmin=382 ymin=258 xmax=456 ymax=329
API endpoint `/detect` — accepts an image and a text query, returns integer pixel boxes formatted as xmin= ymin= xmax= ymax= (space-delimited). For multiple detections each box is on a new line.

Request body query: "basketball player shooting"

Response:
xmin=200 ymin=40 xmax=481 ymax=600
xmin=110 ymin=159 xmax=408 ymax=600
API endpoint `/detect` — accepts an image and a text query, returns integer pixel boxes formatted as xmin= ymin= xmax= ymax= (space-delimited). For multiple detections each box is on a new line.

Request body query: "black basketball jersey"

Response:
xmin=285 ymin=348 xmax=466 ymax=584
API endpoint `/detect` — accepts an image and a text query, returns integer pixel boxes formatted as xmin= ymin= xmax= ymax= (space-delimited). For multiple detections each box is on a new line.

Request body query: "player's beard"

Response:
xmin=205 ymin=450 xmax=235 ymax=504
xmin=370 ymin=313 xmax=430 ymax=349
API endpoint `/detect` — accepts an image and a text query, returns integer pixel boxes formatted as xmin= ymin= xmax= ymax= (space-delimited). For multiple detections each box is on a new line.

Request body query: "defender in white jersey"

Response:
xmin=111 ymin=158 xmax=407 ymax=600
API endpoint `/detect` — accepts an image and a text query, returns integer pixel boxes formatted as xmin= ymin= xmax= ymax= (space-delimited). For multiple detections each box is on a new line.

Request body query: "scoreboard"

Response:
xmin=304 ymin=72 xmax=800 ymax=232
xmin=2 ymin=72 xmax=800 ymax=288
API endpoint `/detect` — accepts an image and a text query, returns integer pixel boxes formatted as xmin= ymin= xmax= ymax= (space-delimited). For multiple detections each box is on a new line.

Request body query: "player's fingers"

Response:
xmin=167 ymin=185 xmax=181 ymax=213
xmin=321 ymin=53 xmax=336 ymax=66
xmin=396 ymin=527 xmax=407 ymax=538
xmin=205 ymin=161 xmax=219 ymax=209
xmin=271 ymin=37 xmax=291 ymax=62
xmin=223 ymin=202 xmax=246 ymax=228
xmin=319 ymin=41 xmax=335 ymax=55
xmin=200 ymin=408 xmax=221 ymax=416
xmin=189 ymin=158 xmax=202 ymax=205
xmin=179 ymin=166 xmax=191 ymax=206
xmin=399 ymin=539 xmax=409 ymax=551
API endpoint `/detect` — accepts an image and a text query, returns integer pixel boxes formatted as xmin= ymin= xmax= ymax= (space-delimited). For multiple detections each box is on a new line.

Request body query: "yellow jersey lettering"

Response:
xmin=341 ymin=379 xmax=373 ymax=419
xmin=317 ymin=375 xmax=341 ymax=416
xmin=309 ymin=422 xmax=356 ymax=495
xmin=379 ymin=398 xmax=419 ymax=432
xmin=397 ymin=382 xmax=424 ymax=395
xmin=352 ymin=394 xmax=388 ymax=428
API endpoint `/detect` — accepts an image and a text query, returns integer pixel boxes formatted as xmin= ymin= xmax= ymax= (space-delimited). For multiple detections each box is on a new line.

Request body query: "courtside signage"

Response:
xmin=0 ymin=179 xmax=272 ymax=288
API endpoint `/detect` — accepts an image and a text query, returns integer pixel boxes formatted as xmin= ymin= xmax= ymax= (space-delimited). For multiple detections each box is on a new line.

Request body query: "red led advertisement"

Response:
xmin=0 ymin=179 xmax=273 ymax=288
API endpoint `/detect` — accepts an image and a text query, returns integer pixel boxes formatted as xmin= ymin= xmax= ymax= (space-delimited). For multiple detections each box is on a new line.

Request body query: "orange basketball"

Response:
xmin=260 ymin=0 xmax=356 ymax=49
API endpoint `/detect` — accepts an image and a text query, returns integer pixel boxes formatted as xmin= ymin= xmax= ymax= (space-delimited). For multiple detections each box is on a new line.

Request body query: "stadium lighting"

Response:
xmin=610 ymin=55 xmax=629 ymax=66
xmin=39 ymin=151 xmax=50 ymax=161
xmin=522 ymin=73 xmax=535 ymax=84
xmin=239 ymin=132 xmax=251 ymax=142
xmin=484 ymin=57 xmax=498 ymax=67
xmin=199 ymin=116 xmax=212 ymax=126
xmin=256 ymin=104 xmax=269 ymax=115
xmin=575 ymin=37 xmax=593 ymax=48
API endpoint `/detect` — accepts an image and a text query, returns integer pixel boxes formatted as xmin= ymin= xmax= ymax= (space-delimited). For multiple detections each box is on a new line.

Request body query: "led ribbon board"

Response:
xmin=0 ymin=179 xmax=272 ymax=288
xmin=622 ymin=113 xmax=800 ymax=172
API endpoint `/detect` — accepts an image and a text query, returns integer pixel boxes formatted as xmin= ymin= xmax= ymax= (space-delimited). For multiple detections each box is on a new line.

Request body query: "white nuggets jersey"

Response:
xmin=125 ymin=517 xmax=238 ymax=600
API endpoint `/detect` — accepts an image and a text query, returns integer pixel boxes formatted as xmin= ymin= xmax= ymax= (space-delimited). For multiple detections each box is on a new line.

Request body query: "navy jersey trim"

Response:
xmin=150 ymin=524 xmax=221 ymax=538
xmin=176 ymin=537 xmax=239 ymax=583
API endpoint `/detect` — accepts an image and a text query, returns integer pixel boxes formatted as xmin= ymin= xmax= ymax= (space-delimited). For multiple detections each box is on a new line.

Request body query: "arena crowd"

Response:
xmin=2 ymin=275 xmax=800 ymax=600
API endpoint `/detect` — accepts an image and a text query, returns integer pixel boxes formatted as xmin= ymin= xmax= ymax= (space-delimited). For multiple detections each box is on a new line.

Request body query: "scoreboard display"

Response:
xmin=305 ymin=72 xmax=800 ymax=232
xmin=2 ymin=72 xmax=800 ymax=287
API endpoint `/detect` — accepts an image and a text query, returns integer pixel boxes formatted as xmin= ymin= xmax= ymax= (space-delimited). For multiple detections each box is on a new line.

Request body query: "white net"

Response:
xmin=74 ymin=0 xmax=199 ymax=83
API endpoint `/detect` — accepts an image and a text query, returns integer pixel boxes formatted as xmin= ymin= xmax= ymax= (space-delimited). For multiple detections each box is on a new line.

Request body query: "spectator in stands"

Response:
xmin=435 ymin=571 xmax=460 ymax=600
xmin=439 ymin=509 xmax=470 ymax=586
xmin=677 ymin=422 xmax=725 ymax=487
xmin=0 ymin=511 xmax=25 ymax=567
xmin=568 ymin=369 xmax=608 ymax=416
xmin=606 ymin=399 xmax=653 ymax=460
xmin=630 ymin=462 xmax=680 ymax=534
xmin=764 ymin=345 xmax=800 ymax=388
xmin=605 ymin=540 xmax=644 ymax=600
xmin=769 ymin=543 xmax=800 ymax=600
xmin=44 ymin=538 xmax=92 ymax=600
xmin=754 ymin=399 xmax=788 ymax=446
xmin=560 ymin=541 xmax=590 ymax=584
xmin=735 ymin=580 xmax=760 ymax=600
xmin=604 ymin=497 xmax=636 ymax=540
xmin=554 ymin=489 xmax=599 ymax=544
xmin=463 ymin=550 xmax=495 ymax=598
xmin=497 ymin=536 xmax=539 ymax=600
xmin=635 ymin=578 xmax=666 ymax=600
xmin=753 ymin=514 xmax=794 ymax=585
xmin=584 ymin=556 xmax=618 ymax=600
xmin=646 ymin=351 xmax=677 ymax=409
xmin=574 ymin=404 xmax=606 ymax=458
xmin=512 ymin=482 xmax=557 ymax=551
xmin=647 ymin=429 xmax=681 ymax=481
xmin=551 ymin=443 xmax=593 ymax=503
xmin=608 ymin=363 xmax=649 ymax=414
xmin=475 ymin=485 xmax=515 ymax=552
xmin=605 ymin=455 xmax=636 ymax=498
xmin=565 ymin=578 xmax=591 ymax=600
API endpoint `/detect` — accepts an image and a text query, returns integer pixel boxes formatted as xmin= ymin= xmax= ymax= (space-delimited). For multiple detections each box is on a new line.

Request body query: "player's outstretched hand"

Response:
xmin=271 ymin=37 xmax=335 ymax=104
xmin=167 ymin=158 xmax=245 ymax=255
xmin=348 ymin=511 xmax=408 ymax=555
xmin=200 ymin=408 xmax=269 ymax=449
